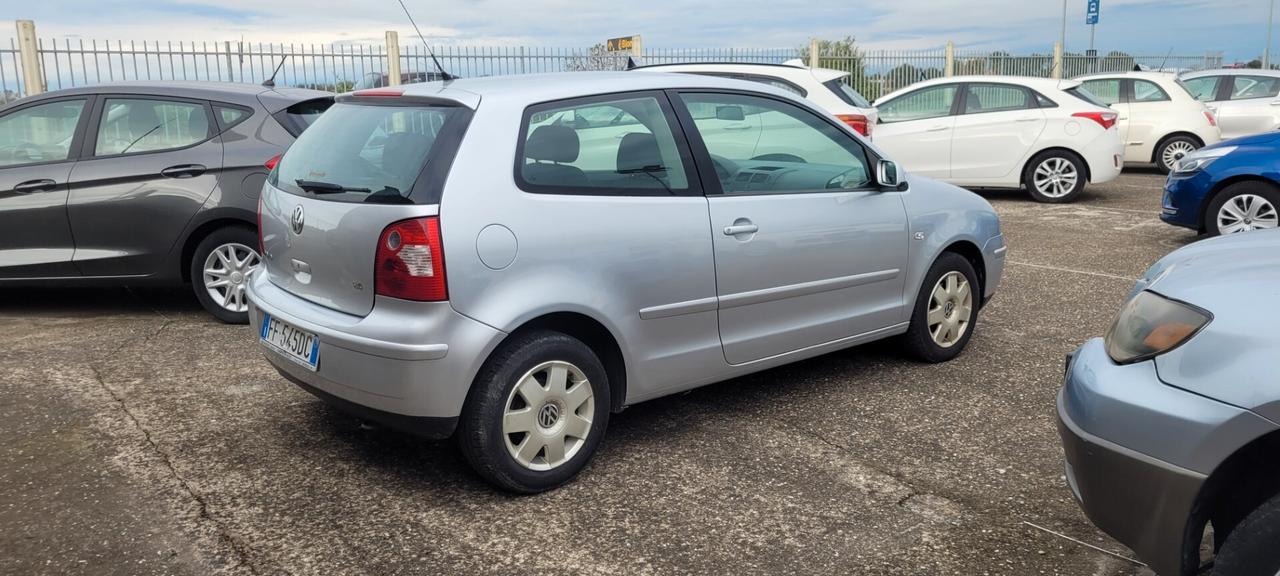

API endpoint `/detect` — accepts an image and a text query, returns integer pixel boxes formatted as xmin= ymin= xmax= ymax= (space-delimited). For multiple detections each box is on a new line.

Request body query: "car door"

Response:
xmin=1081 ymin=78 xmax=1130 ymax=152
xmin=1215 ymin=75 xmax=1280 ymax=139
xmin=66 ymin=95 xmax=223 ymax=277
xmin=949 ymin=83 xmax=1046 ymax=181
xmin=1125 ymin=79 xmax=1174 ymax=160
xmin=0 ymin=96 xmax=92 ymax=279
xmin=871 ymin=84 xmax=959 ymax=178
xmin=674 ymin=90 xmax=909 ymax=365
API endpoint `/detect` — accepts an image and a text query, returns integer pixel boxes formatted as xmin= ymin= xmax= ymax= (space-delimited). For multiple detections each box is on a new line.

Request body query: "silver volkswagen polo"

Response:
xmin=248 ymin=72 xmax=1006 ymax=492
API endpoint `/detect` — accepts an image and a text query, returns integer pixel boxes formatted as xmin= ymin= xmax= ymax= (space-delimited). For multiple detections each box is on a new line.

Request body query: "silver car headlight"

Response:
xmin=1172 ymin=146 xmax=1236 ymax=174
xmin=1105 ymin=291 xmax=1211 ymax=364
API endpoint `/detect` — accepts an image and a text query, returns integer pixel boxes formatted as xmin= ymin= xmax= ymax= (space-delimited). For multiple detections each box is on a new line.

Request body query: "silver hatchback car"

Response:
xmin=248 ymin=72 xmax=1006 ymax=492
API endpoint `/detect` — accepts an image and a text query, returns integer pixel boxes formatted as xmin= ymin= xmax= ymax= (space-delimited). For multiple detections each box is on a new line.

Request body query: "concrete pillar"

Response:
xmin=808 ymin=38 xmax=819 ymax=68
xmin=1052 ymin=42 xmax=1064 ymax=79
xmin=945 ymin=41 xmax=955 ymax=77
xmin=16 ymin=20 xmax=44 ymax=96
xmin=385 ymin=31 xmax=401 ymax=86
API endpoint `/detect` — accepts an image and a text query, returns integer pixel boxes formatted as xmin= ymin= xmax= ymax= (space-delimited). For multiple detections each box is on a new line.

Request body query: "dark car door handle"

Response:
xmin=160 ymin=164 xmax=207 ymax=179
xmin=12 ymin=179 xmax=58 ymax=194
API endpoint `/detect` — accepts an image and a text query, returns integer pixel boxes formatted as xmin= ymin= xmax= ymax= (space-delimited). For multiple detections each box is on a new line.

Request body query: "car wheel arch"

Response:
xmin=1151 ymin=132 xmax=1205 ymax=165
xmin=1198 ymin=176 xmax=1280 ymax=232
xmin=1183 ymin=429 xmax=1280 ymax=574
xmin=494 ymin=311 xmax=628 ymax=413
xmin=1023 ymin=147 xmax=1091 ymax=184
xmin=180 ymin=217 xmax=256 ymax=283
xmin=939 ymin=240 xmax=986 ymax=306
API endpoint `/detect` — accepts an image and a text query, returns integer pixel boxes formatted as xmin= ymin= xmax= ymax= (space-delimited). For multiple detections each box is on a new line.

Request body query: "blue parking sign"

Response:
xmin=1086 ymin=0 xmax=1100 ymax=24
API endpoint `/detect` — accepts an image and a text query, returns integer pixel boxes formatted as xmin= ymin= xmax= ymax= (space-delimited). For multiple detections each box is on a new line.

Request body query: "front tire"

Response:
xmin=1023 ymin=150 xmax=1086 ymax=203
xmin=902 ymin=252 xmax=980 ymax=363
xmin=457 ymin=330 xmax=610 ymax=493
xmin=1204 ymin=181 xmax=1280 ymax=236
xmin=1214 ymin=492 xmax=1280 ymax=576
xmin=1155 ymin=135 xmax=1200 ymax=174
xmin=189 ymin=227 xmax=260 ymax=324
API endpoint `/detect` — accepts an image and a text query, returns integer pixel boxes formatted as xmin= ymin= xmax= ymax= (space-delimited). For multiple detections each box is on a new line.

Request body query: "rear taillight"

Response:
xmin=375 ymin=217 xmax=447 ymax=302
xmin=264 ymin=154 xmax=282 ymax=170
xmin=837 ymin=114 xmax=870 ymax=137
xmin=1072 ymin=111 xmax=1118 ymax=130
xmin=1203 ymin=110 xmax=1217 ymax=127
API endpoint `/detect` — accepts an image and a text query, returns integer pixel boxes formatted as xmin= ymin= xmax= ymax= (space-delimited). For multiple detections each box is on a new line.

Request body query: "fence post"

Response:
xmin=1051 ymin=42 xmax=1063 ymax=79
xmin=385 ymin=30 xmax=401 ymax=86
xmin=15 ymin=19 xmax=44 ymax=96
xmin=808 ymin=38 xmax=819 ymax=68
xmin=944 ymin=41 xmax=955 ymax=77
xmin=630 ymin=34 xmax=643 ymax=59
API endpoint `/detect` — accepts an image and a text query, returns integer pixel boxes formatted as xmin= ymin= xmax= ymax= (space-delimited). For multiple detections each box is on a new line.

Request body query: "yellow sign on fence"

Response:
xmin=606 ymin=36 xmax=639 ymax=53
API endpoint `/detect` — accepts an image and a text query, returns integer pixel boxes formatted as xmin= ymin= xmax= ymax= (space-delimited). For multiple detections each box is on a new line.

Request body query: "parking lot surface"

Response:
xmin=2 ymin=171 xmax=1194 ymax=576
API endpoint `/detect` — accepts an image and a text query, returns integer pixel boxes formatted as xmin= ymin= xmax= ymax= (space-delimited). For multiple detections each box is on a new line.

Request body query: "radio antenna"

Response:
xmin=262 ymin=55 xmax=289 ymax=88
xmin=393 ymin=0 xmax=454 ymax=81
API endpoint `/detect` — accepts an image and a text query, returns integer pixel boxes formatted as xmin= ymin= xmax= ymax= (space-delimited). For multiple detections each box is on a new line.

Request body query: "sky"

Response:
xmin=8 ymin=0 xmax=1277 ymax=62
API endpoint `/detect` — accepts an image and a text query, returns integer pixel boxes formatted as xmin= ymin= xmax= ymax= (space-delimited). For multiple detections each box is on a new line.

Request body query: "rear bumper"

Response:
xmin=247 ymin=271 xmax=504 ymax=431
xmin=1080 ymin=134 xmax=1125 ymax=185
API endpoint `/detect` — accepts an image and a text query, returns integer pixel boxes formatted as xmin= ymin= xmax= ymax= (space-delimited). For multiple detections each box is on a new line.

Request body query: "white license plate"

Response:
xmin=260 ymin=313 xmax=319 ymax=371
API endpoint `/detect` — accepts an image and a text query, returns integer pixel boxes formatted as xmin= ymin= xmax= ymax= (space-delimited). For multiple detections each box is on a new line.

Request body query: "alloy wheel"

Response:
xmin=1217 ymin=194 xmax=1279 ymax=234
xmin=502 ymin=360 xmax=595 ymax=471
xmin=1032 ymin=157 xmax=1079 ymax=199
xmin=1161 ymin=140 xmax=1198 ymax=172
xmin=202 ymin=242 xmax=260 ymax=313
xmin=927 ymin=271 xmax=973 ymax=348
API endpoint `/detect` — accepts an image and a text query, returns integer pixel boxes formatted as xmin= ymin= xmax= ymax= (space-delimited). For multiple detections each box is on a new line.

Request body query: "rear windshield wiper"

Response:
xmin=295 ymin=179 xmax=371 ymax=195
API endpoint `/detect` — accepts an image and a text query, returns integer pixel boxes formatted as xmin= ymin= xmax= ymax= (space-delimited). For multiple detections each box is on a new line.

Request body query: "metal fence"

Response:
xmin=0 ymin=36 xmax=1226 ymax=105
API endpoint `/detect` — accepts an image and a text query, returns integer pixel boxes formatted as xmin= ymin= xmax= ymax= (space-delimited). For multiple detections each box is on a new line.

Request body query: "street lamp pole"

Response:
xmin=1266 ymin=0 xmax=1276 ymax=69
xmin=1060 ymin=0 xmax=1068 ymax=77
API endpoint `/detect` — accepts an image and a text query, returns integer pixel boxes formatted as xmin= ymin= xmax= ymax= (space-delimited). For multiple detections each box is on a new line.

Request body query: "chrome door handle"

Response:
xmin=723 ymin=224 xmax=759 ymax=236
xmin=926 ymin=125 xmax=949 ymax=132
xmin=1270 ymin=101 xmax=1280 ymax=106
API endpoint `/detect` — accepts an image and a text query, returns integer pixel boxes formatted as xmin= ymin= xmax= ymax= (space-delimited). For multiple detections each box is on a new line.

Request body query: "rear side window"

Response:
xmin=517 ymin=93 xmax=694 ymax=196
xmin=94 ymin=98 xmax=209 ymax=157
xmin=878 ymin=85 xmax=957 ymax=123
xmin=823 ymin=79 xmax=872 ymax=108
xmin=1080 ymin=79 xmax=1122 ymax=105
xmin=964 ymin=84 xmax=1034 ymax=114
xmin=1132 ymin=80 xmax=1171 ymax=103
xmin=1065 ymin=86 xmax=1111 ymax=108
xmin=1230 ymin=76 xmax=1280 ymax=100
xmin=271 ymin=101 xmax=469 ymax=204
xmin=1179 ymin=76 xmax=1220 ymax=102
xmin=214 ymin=105 xmax=252 ymax=130
xmin=273 ymin=98 xmax=334 ymax=136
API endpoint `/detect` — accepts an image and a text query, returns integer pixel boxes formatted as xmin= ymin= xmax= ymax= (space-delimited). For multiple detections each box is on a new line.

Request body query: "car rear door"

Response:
xmin=1081 ymin=78 xmax=1130 ymax=155
xmin=0 ymin=96 xmax=91 ymax=279
xmin=674 ymin=90 xmax=909 ymax=365
xmin=870 ymin=84 xmax=959 ymax=179
xmin=1125 ymin=79 xmax=1175 ymax=160
xmin=949 ymin=83 xmax=1046 ymax=180
xmin=67 ymin=95 xmax=223 ymax=277
xmin=1214 ymin=75 xmax=1280 ymax=139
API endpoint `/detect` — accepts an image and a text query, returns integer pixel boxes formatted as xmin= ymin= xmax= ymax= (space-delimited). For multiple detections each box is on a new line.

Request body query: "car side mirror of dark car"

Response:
xmin=716 ymin=105 xmax=745 ymax=121
xmin=878 ymin=159 xmax=908 ymax=191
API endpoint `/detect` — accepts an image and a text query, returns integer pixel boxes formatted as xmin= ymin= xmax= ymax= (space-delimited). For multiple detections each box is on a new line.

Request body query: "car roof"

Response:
xmin=1181 ymin=68 xmax=1280 ymax=78
xmin=875 ymin=75 xmax=1078 ymax=103
xmin=631 ymin=61 xmax=849 ymax=83
xmin=4 ymin=81 xmax=332 ymax=110
xmin=1074 ymin=70 xmax=1180 ymax=82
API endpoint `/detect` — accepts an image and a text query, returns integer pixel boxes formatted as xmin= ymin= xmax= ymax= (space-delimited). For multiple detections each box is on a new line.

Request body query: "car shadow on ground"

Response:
xmin=0 ymin=286 xmax=205 ymax=318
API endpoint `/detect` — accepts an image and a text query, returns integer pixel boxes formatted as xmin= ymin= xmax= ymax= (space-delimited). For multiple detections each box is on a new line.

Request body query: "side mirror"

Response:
xmin=716 ymin=105 xmax=746 ymax=121
xmin=877 ymin=159 xmax=907 ymax=191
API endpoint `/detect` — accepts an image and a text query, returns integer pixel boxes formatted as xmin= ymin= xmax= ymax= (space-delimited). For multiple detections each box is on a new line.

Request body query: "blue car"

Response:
xmin=1162 ymin=131 xmax=1280 ymax=236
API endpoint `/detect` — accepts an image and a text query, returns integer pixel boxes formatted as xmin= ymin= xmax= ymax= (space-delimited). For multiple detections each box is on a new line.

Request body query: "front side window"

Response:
xmin=0 ymin=99 xmax=86 ymax=167
xmin=518 ymin=95 xmax=691 ymax=195
xmin=1179 ymin=76 xmax=1220 ymax=102
xmin=1132 ymin=80 xmax=1171 ymax=103
xmin=679 ymin=92 xmax=871 ymax=195
xmin=964 ymin=84 xmax=1033 ymax=114
xmin=95 ymin=98 xmax=209 ymax=156
xmin=1230 ymin=76 xmax=1280 ymax=100
xmin=1081 ymin=79 xmax=1122 ymax=105
xmin=878 ymin=85 xmax=957 ymax=123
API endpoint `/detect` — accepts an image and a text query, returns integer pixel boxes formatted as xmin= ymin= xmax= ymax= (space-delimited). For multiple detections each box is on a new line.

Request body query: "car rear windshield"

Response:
xmin=823 ymin=79 xmax=872 ymax=108
xmin=270 ymin=101 xmax=469 ymax=205
xmin=1064 ymin=86 xmax=1111 ymax=108
xmin=273 ymin=98 xmax=334 ymax=136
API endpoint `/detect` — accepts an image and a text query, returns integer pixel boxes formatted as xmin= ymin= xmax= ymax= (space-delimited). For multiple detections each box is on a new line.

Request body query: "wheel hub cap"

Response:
xmin=926 ymin=271 xmax=973 ymax=348
xmin=1217 ymin=193 xmax=1279 ymax=234
xmin=502 ymin=361 xmax=595 ymax=471
xmin=537 ymin=402 xmax=561 ymax=430
xmin=202 ymin=242 xmax=260 ymax=313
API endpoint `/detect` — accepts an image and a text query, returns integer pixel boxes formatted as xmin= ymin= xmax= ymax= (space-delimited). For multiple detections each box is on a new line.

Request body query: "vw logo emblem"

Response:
xmin=290 ymin=205 xmax=305 ymax=235
xmin=537 ymin=403 xmax=560 ymax=429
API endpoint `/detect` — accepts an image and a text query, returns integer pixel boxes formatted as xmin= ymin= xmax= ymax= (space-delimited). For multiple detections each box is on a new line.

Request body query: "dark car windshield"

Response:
xmin=271 ymin=101 xmax=466 ymax=204
xmin=823 ymin=78 xmax=873 ymax=108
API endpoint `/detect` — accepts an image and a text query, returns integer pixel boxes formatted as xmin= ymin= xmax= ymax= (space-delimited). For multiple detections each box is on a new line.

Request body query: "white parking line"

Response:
xmin=1022 ymin=521 xmax=1146 ymax=566
xmin=1007 ymin=260 xmax=1136 ymax=282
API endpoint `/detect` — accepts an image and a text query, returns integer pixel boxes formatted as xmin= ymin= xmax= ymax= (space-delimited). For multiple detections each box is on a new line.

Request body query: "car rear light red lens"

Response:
xmin=264 ymin=154 xmax=282 ymax=170
xmin=837 ymin=114 xmax=870 ymax=136
xmin=375 ymin=217 xmax=447 ymax=301
xmin=1072 ymin=111 xmax=1118 ymax=130
xmin=1203 ymin=110 xmax=1217 ymax=127
xmin=355 ymin=88 xmax=405 ymax=97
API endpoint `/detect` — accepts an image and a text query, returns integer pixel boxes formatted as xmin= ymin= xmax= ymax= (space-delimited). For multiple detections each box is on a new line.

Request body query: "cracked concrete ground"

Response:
xmin=1 ymin=170 xmax=1192 ymax=575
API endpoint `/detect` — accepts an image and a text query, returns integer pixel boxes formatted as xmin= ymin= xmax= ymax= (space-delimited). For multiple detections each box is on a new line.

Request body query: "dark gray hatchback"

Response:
xmin=0 ymin=82 xmax=332 ymax=322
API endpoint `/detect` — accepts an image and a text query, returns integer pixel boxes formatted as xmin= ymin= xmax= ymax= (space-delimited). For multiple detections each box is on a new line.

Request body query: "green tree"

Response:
xmin=798 ymin=36 xmax=867 ymax=95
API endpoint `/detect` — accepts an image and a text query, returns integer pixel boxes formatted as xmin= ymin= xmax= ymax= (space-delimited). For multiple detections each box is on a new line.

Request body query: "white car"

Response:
xmin=872 ymin=76 xmax=1124 ymax=203
xmin=1076 ymin=71 xmax=1221 ymax=173
xmin=1179 ymin=68 xmax=1280 ymax=140
xmin=630 ymin=61 xmax=878 ymax=137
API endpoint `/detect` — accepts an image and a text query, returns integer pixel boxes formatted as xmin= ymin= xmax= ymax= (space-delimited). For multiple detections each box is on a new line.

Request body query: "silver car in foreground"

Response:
xmin=1059 ymin=228 xmax=1280 ymax=575
xmin=248 ymin=72 xmax=1006 ymax=492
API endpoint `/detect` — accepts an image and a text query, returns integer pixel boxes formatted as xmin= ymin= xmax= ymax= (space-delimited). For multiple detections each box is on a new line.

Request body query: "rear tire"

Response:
xmin=1214 ymin=492 xmax=1280 ymax=576
xmin=1204 ymin=181 xmax=1280 ymax=236
xmin=1155 ymin=135 xmax=1201 ymax=174
xmin=1023 ymin=150 xmax=1086 ymax=203
xmin=189 ymin=227 xmax=260 ymax=324
xmin=902 ymin=252 xmax=980 ymax=363
xmin=457 ymin=330 xmax=610 ymax=493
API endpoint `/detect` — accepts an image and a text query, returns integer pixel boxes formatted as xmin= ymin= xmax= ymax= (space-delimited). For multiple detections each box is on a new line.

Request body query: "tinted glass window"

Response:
xmin=823 ymin=79 xmax=872 ymax=108
xmin=274 ymin=98 xmax=334 ymax=136
xmin=1081 ymin=79 xmax=1122 ymax=105
xmin=1230 ymin=76 xmax=1280 ymax=100
xmin=0 ymin=99 xmax=85 ymax=167
xmin=964 ymin=84 xmax=1033 ymax=114
xmin=679 ymin=92 xmax=870 ymax=195
xmin=1132 ymin=80 xmax=1171 ymax=102
xmin=1179 ymin=76 xmax=1220 ymax=102
xmin=878 ymin=85 xmax=957 ymax=123
xmin=216 ymin=105 xmax=250 ymax=128
xmin=519 ymin=95 xmax=691 ymax=195
xmin=273 ymin=102 xmax=462 ymax=203
xmin=95 ymin=99 xmax=208 ymax=156
xmin=1034 ymin=92 xmax=1059 ymax=107
xmin=1065 ymin=86 xmax=1111 ymax=108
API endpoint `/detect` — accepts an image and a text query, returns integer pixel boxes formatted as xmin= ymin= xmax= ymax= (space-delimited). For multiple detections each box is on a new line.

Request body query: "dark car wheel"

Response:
xmin=1204 ymin=181 xmax=1280 ymax=236
xmin=457 ymin=330 xmax=610 ymax=493
xmin=902 ymin=252 xmax=980 ymax=363
xmin=1155 ymin=135 xmax=1200 ymax=174
xmin=190 ymin=226 xmax=260 ymax=324
xmin=1023 ymin=150 xmax=1086 ymax=203
xmin=1215 ymin=492 xmax=1280 ymax=576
